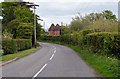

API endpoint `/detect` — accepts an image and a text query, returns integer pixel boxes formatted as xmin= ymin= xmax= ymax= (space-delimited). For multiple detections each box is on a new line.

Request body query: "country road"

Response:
xmin=2 ymin=42 xmax=101 ymax=78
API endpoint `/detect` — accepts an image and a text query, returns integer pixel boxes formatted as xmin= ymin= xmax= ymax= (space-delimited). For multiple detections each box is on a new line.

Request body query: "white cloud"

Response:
xmin=38 ymin=14 xmax=74 ymax=30
xmin=35 ymin=2 xmax=118 ymax=31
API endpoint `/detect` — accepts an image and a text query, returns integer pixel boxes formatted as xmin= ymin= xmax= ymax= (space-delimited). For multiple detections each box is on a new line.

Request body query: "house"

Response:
xmin=48 ymin=24 xmax=62 ymax=35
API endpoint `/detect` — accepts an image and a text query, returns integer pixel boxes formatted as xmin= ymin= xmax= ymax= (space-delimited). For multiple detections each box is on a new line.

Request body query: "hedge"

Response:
xmin=2 ymin=39 xmax=32 ymax=55
xmin=85 ymin=32 xmax=120 ymax=57
xmin=40 ymin=31 xmax=120 ymax=58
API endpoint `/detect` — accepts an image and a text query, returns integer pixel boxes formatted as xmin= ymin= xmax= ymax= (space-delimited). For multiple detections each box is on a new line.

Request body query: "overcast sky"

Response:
xmin=0 ymin=0 xmax=119 ymax=31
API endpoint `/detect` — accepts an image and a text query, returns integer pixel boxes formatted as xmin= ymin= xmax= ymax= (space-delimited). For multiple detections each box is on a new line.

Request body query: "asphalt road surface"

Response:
xmin=2 ymin=42 xmax=101 ymax=78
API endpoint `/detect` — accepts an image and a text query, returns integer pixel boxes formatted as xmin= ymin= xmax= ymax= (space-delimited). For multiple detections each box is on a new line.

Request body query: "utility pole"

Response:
xmin=34 ymin=5 xmax=37 ymax=48
xmin=43 ymin=22 xmax=45 ymax=33
xmin=34 ymin=8 xmax=43 ymax=48
xmin=27 ymin=3 xmax=39 ymax=48
xmin=60 ymin=22 xmax=63 ymax=42
xmin=61 ymin=22 xmax=63 ymax=35
xmin=61 ymin=22 xmax=63 ymax=26
xmin=14 ymin=2 xmax=43 ymax=48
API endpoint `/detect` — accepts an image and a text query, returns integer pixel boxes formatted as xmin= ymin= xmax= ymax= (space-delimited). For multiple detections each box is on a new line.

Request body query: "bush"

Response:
xmin=2 ymin=39 xmax=32 ymax=55
xmin=40 ymin=31 xmax=120 ymax=58
xmin=2 ymin=39 xmax=14 ymax=55
xmin=85 ymin=32 xmax=120 ymax=57
xmin=81 ymin=29 xmax=94 ymax=36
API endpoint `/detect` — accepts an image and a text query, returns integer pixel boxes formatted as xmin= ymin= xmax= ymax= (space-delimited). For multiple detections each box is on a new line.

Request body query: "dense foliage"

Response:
xmin=85 ymin=32 xmax=120 ymax=57
xmin=2 ymin=2 xmax=42 ymax=40
xmin=91 ymin=18 xmax=118 ymax=32
xmin=2 ymin=39 xmax=32 ymax=55
xmin=69 ymin=10 xmax=117 ymax=32
xmin=16 ymin=23 xmax=33 ymax=39
xmin=40 ymin=31 xmax=120 ymax=58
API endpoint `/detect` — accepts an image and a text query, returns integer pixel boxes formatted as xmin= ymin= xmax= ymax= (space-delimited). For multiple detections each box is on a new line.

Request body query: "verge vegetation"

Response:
xmin=1 ymin=48 xmax=40 ymax=61
xmin=40 ymin=41 xmax=119 ymax=78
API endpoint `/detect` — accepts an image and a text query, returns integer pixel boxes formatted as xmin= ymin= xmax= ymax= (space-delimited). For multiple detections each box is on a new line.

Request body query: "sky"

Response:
xmin=0 ymin=0 xmax=119 ymax=31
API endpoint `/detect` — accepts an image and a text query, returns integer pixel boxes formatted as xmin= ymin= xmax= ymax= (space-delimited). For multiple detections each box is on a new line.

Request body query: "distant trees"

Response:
xmin=91 ymin=18 xmax=118 ymax=32
xmin=69 ymin=10 xmax=118 ymax=32
xmin=70 ymin=13 xmax=91 ymax=31
xmin=61 ymin=25 xmax=70 ymax=35
xmin=102 ymin=10 xmax=117 ymax=20
xmin=85 ymin=13 xmax=103 ymax=23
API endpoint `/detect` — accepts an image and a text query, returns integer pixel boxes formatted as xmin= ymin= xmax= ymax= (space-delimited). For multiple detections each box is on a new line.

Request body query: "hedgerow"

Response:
xmin=40 ymin=31 xmax=119 ymax=58
xmin=85 ymin=32 xmax=120 ymax=57
xmin=2 ymin=39 xmax=32 ymax=55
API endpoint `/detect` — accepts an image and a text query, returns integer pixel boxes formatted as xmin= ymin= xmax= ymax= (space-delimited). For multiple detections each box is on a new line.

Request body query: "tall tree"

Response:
xmin=2 ymin=2 xmax=17 ymax=24
xmin=102 ymin=10 xmax=117 ymax=20
xmin=70 ymin=13 xmax=91 ymax=31
xmin=69 ymin=10 xmax=117 ymax=32
xmin=2 ymin=2 xmax=42 ymax=40
xmin=14 ymin=4 xmax=34 ymax=23
xmin=6 ymin=19 xmax=20 ymax=38
xmin=91 ymin=18 xmax=118 ymax=32
xmin=16 ymin=23 xmax=33 ymax=39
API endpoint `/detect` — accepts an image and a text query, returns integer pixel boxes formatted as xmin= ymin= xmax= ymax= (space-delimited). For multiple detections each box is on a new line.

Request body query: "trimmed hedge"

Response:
xmin=85 ymin=32 xmax=120 ymax=57
xmin=2 ymin=39 xmax=32 ymax=55
xmin=40 ymin=31 xmax=120 ymax=58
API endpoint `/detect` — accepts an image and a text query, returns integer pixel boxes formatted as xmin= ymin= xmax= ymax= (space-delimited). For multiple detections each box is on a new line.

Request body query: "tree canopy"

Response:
xmin=69 ymin=10 xmax=117 ymax=32
xmin=2 ymin=2 xmax=43 ymax=41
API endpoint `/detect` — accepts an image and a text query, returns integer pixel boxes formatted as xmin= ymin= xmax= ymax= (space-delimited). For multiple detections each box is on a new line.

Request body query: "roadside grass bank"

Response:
xmin=40 ymin=41 xmax=118 ymax=78
xmin=1 ymin=48 xmax=40 ymax=62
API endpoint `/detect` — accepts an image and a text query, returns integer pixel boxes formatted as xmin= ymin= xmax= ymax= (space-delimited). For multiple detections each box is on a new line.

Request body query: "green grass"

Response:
xmin=1 ymin=48 xmax=40 ymax=61
xmin=32 ymin=42 xmax=41 ymax=47
xmin=40 ymin=40 xmax=119 ymax=78
xmin=70 ymin=46 xmax=118 ymax=78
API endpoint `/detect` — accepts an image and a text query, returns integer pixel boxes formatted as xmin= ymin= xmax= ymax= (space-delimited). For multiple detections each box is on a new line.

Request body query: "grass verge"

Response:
xmin=1 ymin=48 xmax=40 ymax=62
xmin=40 ymin=41 xmax=118 ymax=78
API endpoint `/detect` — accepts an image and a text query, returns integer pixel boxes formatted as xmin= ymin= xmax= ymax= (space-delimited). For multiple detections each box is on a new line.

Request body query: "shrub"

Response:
xmin=40 ymin=31 xmax=120 ymax=58
xmin=81 ymin=29 xmax=94 ymax=36
xmin=2 ymin=39 xmax=32 ymax=55
xmin=85 ymin=32 xmax=120 ymax=57
xmin=2 ymin=39 xmax=13 ymax=54
xmin=14 ymin=39 xmax=32 ymax=51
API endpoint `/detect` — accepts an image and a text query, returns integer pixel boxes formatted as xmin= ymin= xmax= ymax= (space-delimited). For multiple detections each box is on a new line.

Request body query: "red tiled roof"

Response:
xmin=49 ymin=24 xmax=61 ymax=31
xmin=48 ymin=24 xmax=55 ymax=31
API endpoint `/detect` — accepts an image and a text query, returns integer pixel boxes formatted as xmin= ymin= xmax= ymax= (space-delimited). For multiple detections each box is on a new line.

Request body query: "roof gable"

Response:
xmin=49 ymin=24 xmax=61 ymax=31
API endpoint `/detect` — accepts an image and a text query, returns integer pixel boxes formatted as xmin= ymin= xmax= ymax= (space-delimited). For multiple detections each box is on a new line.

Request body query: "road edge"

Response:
xmin=0 ymin=47 xmax=41 ymax=67
xmin=40 ymin=42 xmax=103 ymax=77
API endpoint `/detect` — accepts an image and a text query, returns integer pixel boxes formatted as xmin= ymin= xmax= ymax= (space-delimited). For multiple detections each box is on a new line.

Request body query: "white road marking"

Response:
xmin=32 ymin=46 xmax=56 ymax=79
xmin=50 ymin=54 xmax=54 ymax=60
xmin=32 ymin=64 xmax=47 ymax=79
xmin=54 ymin=50 xmax=56 ymax=53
